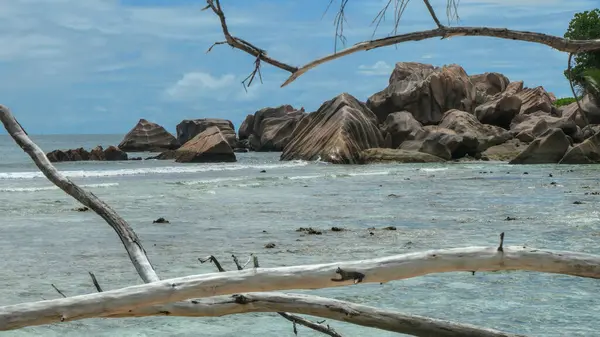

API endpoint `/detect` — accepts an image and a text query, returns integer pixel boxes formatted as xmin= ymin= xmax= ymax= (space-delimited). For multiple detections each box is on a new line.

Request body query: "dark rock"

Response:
xmin=281 ymin=93 xmax=383 ymax=164
xmin=505 ymin=216 xmax=517 ymax=221
xmin=177 ymin=118 xmax=237 ymax=148
xmin=118 ymin=119 xmax=179 ymax=152
xmin=360 ymin=148 xmax=446 ymax=163
xmin=157 ymin=126 xmax=236 ymax=163
xmin=380 ymin=111 xmax=426 ymax=148
xmin=104 ymin=146 xmax=128 ymax=161
xmin=367 ymin=62 xmax=477 ymax=124
xmin=296 ymin=227 xmax=323 ymax=235
xmin=509 ymin=128 xmax=571 ymax=164
xmin=481 ymin=139 xmax=525 ymax=162
xmin=74 ymin=206 xmax=89 ymax=212
xmin=153 ymin=217 xmax=169 ymax=224
xmin=399 ymin=139 xmax=452 ymax=161
xmin=239 ymin=105 xmax=306 ymax=151
xmin=46 ymin=148 xmax=90 ymax=162
xmin=264 ymin=243 xmax=276 ymax=249
xmin=383 ymin=226 xmax=397 ymax=230
xmin=559 ymin=131 xmax=600 ymax=164
xmin=331 ymin=227 xmax=345 ymax=232
xmin=438 ymin=109 xmax=512 ymax=152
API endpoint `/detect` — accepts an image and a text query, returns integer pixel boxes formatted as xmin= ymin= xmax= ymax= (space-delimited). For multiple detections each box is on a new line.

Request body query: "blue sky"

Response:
xmin=0 ymin=0 xmax=596 ymax=135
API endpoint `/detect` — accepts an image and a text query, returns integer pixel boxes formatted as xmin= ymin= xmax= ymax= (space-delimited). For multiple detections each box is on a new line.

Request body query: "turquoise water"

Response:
xmin=0 ymin=134 xmax=599 ymax=336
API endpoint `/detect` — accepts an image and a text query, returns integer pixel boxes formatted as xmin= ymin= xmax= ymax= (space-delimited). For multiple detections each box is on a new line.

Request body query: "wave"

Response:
xmin=0 ymin=183 xmax=119 ymax=192
xmin=0 ymin=161 xmax=309 ymax=180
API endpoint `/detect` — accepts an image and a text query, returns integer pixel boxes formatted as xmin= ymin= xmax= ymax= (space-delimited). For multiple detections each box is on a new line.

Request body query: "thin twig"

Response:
xmin=204 ymin=0 xmax=297 ymax=88
xmin=423 ymin=0 xmax=444 ymax=28
xmin=204 ymin=254 xmax=343 ymax=337
xmin=89 ymin=272 xmax=103 ymax=292
xmin=50 ymin=284 xmax=66 ymax=298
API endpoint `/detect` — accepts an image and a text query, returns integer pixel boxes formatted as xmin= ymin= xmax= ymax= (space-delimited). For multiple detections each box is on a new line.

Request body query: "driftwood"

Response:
xmin=2 ymin=243 xmax=600 ymax=330
xmin=0 ymin=104 xmax=533 ymax=336
xmin=204 ymin=0 xmax=600 ymax=87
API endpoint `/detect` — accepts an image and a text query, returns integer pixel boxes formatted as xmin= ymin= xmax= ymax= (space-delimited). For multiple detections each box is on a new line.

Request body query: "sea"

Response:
xmin=0 ymin=134 xmax=599 ymax=337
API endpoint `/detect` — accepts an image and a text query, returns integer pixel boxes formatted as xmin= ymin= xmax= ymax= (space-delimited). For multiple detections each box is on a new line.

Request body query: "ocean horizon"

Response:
xmin=1 ymin=134 xmax=599 ymax=336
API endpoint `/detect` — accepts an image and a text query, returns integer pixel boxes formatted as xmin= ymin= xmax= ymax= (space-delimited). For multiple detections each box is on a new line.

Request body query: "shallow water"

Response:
xmin=0 ymin=134 xmax=599 ymax=336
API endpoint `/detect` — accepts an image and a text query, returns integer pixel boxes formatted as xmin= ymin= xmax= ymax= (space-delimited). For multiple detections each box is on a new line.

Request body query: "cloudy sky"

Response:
xmin=0 ymin=0 xmax=596 ymax=134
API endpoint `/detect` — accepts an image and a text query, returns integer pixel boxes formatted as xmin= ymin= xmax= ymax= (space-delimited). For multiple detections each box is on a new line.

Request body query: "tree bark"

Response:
xmin=1 ymin=245 xmax=599 ymax=330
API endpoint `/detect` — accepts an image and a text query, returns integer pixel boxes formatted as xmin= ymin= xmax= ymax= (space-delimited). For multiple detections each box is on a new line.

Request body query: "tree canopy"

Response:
xmin=564 ymin=9 xmax=600 ymax=92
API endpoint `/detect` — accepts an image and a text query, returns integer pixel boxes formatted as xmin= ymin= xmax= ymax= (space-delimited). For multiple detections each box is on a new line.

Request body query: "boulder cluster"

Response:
xmin=46 ymin=62 xmax=600 ymax=165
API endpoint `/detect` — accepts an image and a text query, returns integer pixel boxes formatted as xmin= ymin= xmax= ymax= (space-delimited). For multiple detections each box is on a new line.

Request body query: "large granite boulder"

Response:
xmin=515 ymin=86 xmax=554 ymax=115
xmin=560 ymin=131 xmax=600 ymax=164
xmin=510 ymin=111 xmax=579 ymax=139
xmin=481 ymin=139 xmax=526 ymax=162
xmin=560 ymin=94 xmax=600 ymax=126
xmin=418 ymin=126 xmax=479 ymax=159
xmin=239 ymin=105 xmax=306 ymax=151
xmin=380 ymin=111 xmax=427 ymax=149
xmin=509 ymin=128 xmax=571 ymax=164
xmin=281 ymin=93 xmax=383 ymax=164
xmin=157 ymin=126 xmax=236 ymax=163
xmin=367 ymin=62 xmax=477 ymax=124
xmin=176 ymin=118 xmax=236 ymax=148
xmin=360 ymin=148 xmax=446 ymax=163
xmin=475 ymin=82 xmax=523 ymax=129
xmin=438 ymin=109 xmax=512 ymax=151
xmin=399 ymin=139 xmax=452 ymax=161
xmin=470 ymin=72 xmax=510 ymax=96
xmin=118 ymin=119 xmax=179 ymax=152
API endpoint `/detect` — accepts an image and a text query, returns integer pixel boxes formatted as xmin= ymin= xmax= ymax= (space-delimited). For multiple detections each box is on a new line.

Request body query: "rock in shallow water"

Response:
xmin=280 ymin=93 xmax=383 ymax=164
xmin=118 ymin=119 xmax=179 ymax=152
xmin=360 ymin=148 xmax=446 ymax=163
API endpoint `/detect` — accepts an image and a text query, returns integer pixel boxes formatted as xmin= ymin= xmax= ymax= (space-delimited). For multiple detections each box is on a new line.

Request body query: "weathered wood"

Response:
xmin=204 ymin=0 xmax=600 ymax=87
xmin=0 ymin=105 xmax=159 ymax=284
xmin=0 ymin=104 xmax=519 ymax=337
xmin=116 ymin=293 xmax=524 ymax=337
xmin=1 ymin=245 xmax=599 ymax=330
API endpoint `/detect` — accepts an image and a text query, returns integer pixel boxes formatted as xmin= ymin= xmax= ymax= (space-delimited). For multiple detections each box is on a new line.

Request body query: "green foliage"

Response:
xmin=553 ymin=97 xmax=577 ymax=107
xmin=583 ymin=68 xmax=600 ymax=100
xmin=563 ymin=9 xmax=600 ymax=91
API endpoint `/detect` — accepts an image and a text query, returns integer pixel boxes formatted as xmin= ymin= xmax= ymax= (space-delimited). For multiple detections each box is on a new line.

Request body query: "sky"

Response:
xmin=0 ymin=0 xmax=597 ymax=135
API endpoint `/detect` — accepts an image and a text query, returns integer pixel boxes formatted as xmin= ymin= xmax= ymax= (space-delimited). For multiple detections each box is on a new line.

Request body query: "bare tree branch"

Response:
xmin=89 ymin=272 xmax=104 ymax=293
xmin=0 ymin=105 xmax=159 ymax=283
xmin=204 ymin=0 xmax=298 ymax=88
xmin=568 ymin=52 xmax=590 ymax=125
xmin=203 ymin=254 xmax=343 ymax=337
xmin=423 ymin=0 xmax=444 ymax=28
xmin=50 ymin=284 xmax=66 ymax=298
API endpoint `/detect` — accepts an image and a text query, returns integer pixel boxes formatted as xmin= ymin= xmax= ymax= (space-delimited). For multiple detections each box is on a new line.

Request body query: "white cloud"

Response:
xmin=357 ymin=61 xmax=393 ymax=76
xmin=164 ymin=72 xmax=237 ymax=101
xmin=421 ymin=54 xmax=435 ymax=59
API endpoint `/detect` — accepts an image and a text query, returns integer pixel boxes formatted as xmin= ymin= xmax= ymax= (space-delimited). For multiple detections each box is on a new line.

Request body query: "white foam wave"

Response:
xmin=420 ymin=168 xmax=448 ymax=172
xmin=0 ymin=183 xmax=119 ymax=192
xmin=0 ymin=161 xmax=309 ymax=180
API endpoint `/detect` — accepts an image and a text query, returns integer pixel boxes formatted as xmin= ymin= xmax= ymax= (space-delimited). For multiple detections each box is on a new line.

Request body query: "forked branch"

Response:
xmin=204 ymin=1 xmax=600 ymax=87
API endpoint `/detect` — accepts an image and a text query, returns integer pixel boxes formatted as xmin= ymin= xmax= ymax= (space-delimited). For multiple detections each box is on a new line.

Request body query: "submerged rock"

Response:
xmin=360 ymin=148 xmax=446 ymax=163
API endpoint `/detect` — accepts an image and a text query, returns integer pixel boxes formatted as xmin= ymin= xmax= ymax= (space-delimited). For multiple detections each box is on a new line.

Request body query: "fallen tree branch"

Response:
xmin=2 ymin=245 xmax=600 ymax=330
xmin=0 ymin=104 xmax=527 ymax=336
xmin=204 ymin=254 xmax=343 ymax=337
xmin=0 ymin=106 xmax=159 ymax=284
